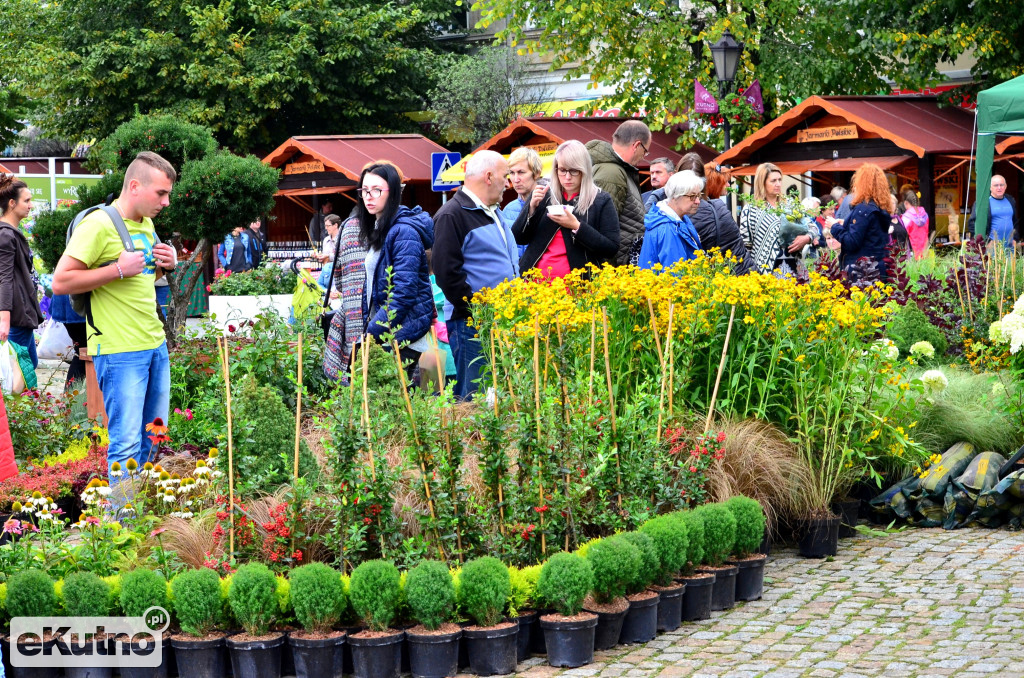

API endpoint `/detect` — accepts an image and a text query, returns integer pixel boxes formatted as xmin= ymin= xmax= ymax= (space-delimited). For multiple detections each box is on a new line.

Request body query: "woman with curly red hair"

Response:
xmin=828 ymin=163 xmax=892 ymax=280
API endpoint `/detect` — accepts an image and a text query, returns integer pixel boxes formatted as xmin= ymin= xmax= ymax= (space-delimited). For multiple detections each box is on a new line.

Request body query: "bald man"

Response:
xmin=968 ymin=175 xmax=1019 ymax=248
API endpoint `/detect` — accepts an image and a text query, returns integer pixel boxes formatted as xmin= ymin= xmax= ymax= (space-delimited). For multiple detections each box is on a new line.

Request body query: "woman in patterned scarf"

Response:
xmin=322 ymin=208 xmax=366 ymax=381
xmin=739 ymin=163 xmax=811 ymax=274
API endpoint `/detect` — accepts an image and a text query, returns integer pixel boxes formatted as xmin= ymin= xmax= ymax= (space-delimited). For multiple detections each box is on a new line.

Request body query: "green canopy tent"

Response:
xmin=973 ymin=75 xmax=1024 ymax=235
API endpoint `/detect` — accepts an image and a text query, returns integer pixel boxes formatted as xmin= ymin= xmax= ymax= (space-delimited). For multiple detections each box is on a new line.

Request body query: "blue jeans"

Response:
xmin=93 ymin=343 xmax=170 ymax=478
xmin=446 ymin=318 xmax=485 ymax=401
xmin=155 ymin=285 xmax=170 ymax=315
xmin=8 ymin=326 xmax=37 ymax=370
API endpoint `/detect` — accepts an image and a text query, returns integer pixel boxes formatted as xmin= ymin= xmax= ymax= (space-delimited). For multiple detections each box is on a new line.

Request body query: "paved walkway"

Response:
xmin=513 ymin=527 xmax=1024 ymax=678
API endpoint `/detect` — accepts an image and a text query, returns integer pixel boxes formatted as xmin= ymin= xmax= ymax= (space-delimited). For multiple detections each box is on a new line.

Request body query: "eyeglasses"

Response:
xmin=639 ymin=141 xmax=650 ymax=157
xmin=683 ymin=193 xmax=702 ymax=200
xmin=357 ymin=187 xmax=388 ymax=199
xmin=556 ymin=167 xmax=582 ymax=178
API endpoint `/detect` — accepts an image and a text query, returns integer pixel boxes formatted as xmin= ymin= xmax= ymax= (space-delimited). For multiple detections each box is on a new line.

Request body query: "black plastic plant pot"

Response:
xmin=405 ymin=626 xmax=461 ymax=678
xmin=679 ymin=573 xmax=715 ymax=621
xmin=618 ymin=592 xmax=660 ymax=644
xmin=704 ymin=565 xmax=738 ymax=611
xmin=1 ymin=634 xmax=12 ymax=678
xmin=58 ymin=637 xmax=113 ymax=678
xmin=347 ymin=629 xmax=404 ymax=678
xmin=590 ymin=605 xmax=628 ymax=651
xmin=106 ymin=638 xmax=171 ymax=678
xmin=171 ymin=634 xmax=228 ymax=678
xmin=12 ymin=637 xmax=62 ymax=678
xmin=514 ymin=610 xmax=537 ymax=662
xmin=462 ymin=620 xmax=519 ymax=676
xmin=833 ymin=498 xmax=861 ymax=538
xmin=655 ymin=584 xmax=685 ymax=632
xmin=730 ymin=554 xmax=767 ymax=602
xmin=225 ymin=632 xmax=285 ymax=678
xmin=799 ymin=515 xmax=840 ymax=558
xmin=288 ymin=631 xmax=346 ymax=678
xmin=528 ymin=609 xmax=549 ymax=655
xmin=538 ymin=613 xmax=597 ymax=668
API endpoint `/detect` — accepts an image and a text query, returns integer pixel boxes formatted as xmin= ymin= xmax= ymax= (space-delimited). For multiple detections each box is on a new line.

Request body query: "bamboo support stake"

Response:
xmin=704 ymin=305 xmax=737 ymax=435
xmin=667 ymin=303 xmax=676 ymax=418
xmin=600 ymin=308 xmax=622 ymax=508
xmin=532 ymin=316 xmax=546 ymax=555
xmin=556 ymin=324 xmax=572 ymax=553
xmin=487 ymin=331 xmax=506 ymax=534
xmin=496 ymin=331 xmax=520 ymax=413
xmin=646 ymin=297 xmax=663 ymax=364
xmin=293 ymin=333 xmax=303 ymax=480
xmin=217 ymin=337 xmax=235 ymax=558
xmin=655 ymin=310 xmax=669 ymax=443
xmin=587 ymin=309 xmax=597 ymax=409
xmin=361 ymin=338 xmax=376 ymax=483
xmin=429 ymin=329 xmax=461 ymax=559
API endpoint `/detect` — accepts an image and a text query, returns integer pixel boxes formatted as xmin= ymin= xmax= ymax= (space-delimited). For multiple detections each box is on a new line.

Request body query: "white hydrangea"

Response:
xmin=910 ymin=341 xmax=935 ymax=358
xmin=874 ymin=338 xmax=900 ymax=361
xmin=922 ymin=369 xmax=949 ymax=395
xmin=1011 ymin=328 xmax=1024 ymax=355
xmin=1014 ymin=294 xmax=1024 ymax=315
xmin=990 ymin=320 xmax=1005 ymax=343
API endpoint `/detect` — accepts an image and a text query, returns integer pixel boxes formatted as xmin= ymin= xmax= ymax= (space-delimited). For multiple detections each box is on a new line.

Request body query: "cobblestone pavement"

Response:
xmin=508 ymin=527 xmax=1024 ymax=678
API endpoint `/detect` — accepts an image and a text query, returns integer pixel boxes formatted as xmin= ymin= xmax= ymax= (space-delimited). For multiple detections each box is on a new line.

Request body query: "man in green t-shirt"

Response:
xmin=52 ymin=152 xmax=179 ymax=481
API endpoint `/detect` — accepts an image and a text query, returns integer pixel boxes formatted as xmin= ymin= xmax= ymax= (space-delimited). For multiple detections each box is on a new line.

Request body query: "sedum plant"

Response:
xmin=228 ymin=563 xmax=278 ymax=637
xmin=725 ymin=496 xmax=767 ymax=558
xmin=618 ymin=531 xmax=659 ymax=594
xmin=7 ymin=569 xmax=57 ymax=618
xmin=171 ymin=568 xmax=223 ymax=637
xmin=290 ymin=563 xmax=347 ymax=635
xmin=62 ymin=572 xmax=111 ymax=617
xmin=120 ymin=569 xmax=168 ymax=620
xmin=537 ymin=552 xmax=593 ymax=617
xmin=404 ymin=561 xmax=456 ymax=631
xmin=459 ymin=556 xmax=510 ymax=627
xmin=639 ymin=513 xmax=690 ymax=585
xmin=698 ymin=503 xmax=738 ymax=566
xmin=585 ymin=536 xmax=640 ymax=604
xmin=349 ymin=560 xmax=401 ymax=632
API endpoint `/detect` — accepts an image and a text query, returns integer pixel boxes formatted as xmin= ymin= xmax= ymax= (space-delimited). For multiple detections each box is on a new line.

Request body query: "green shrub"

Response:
xmin=120 ymin=569 xmax=168 ymax=619
xmin=459 ymin=556 xmax=510 ymax=627
xmin=349 ymin=560 xmax=402 ymax=632
xmin=62 ymin=572 xmax=110 ymax=617
xmin=887 ymin=303 xmax=948 ymax=359
xmin=228 ymin=563 xmax=278 ymax=636
xmin=7 ymin=569 xmax=57 ymax=618
xmin=507 ymin=565 xmax=540 ymax=617
xmin=171 ymin=569 xmax=223 ymax=637
xmin=289 ymin=563 xmax=346 ymax=635
xmin=639 ymin=513 xmax=690 ymax=585
xmin=87 ymin=114 xmax=218 ymax=175
xmin=698 ymin=504 xmax=737 ymax=566
xmin=405 ymin=561 xmax=456 ymax=630
xmin=725 ymin=497 xmax=766 ymax=557
xmin=537 ymin=552 xmax=593 ymax=617
xmin=679 ymin=510 xmax=705 ymax=574
xmin=586 ymin=536 xmax=641 ymax=604
xmin=618 ymin=531 xmax=659 ymax=594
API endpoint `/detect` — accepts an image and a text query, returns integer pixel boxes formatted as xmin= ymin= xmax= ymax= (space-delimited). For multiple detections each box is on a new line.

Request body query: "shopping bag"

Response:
xmin=0 ymin=342 xmax=25 ymax=395
xmin=37 ymin=318 xmax=76 ymax=361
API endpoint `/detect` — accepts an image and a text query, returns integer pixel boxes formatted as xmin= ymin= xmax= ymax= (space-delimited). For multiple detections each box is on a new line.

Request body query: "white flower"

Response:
xmin=992 ymin=382 xmax=1006 ymax=397
xmin=922 ymin=369 xmax=949 ymax=395
xmin=990 ymin=320 xmax=1005 ymax=344
xmin=97 ymin=486 xmax=112 ymax=497
xmin=1011 ymin=328 xmax=1024 ymax=355
xmin=1014 ymin=294 xmax=1024 ymax=314
xmin=910 ymin=341 xmax=935 ymax=358
xmin=874 ymin=339 xmax=899 ymax=362
xmin=161 ymin=492 xmax=176 ymax=503
xmin=1002 ymin=312 xmax=1024 ymax=339
xmin=193 ymin=465 xmax=210 ymax=477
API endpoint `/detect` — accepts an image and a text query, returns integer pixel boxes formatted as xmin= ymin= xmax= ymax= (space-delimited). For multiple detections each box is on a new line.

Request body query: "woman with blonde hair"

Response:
xmin=512 ymin=140 xmax=619 ymax=279
xmin=828 ymin=162 xmax=893 ymax=280
xmin=739 ymin=162 xmax=810 ymax=273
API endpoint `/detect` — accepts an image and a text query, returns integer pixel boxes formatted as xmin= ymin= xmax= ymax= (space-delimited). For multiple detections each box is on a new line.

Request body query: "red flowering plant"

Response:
xmin=0 ymin=445 xmax=107 ymax=511
xmin=696 ymin=87 xmax=763 ymax=140
xmin=664 ymin=427 xmax=726 ymax=507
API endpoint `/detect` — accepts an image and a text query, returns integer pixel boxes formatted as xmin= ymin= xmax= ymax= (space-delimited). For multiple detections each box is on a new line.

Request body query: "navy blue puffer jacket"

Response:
xmin=364 ymin=206 xmax=436 ymax=344
xmin=831 ymin=200 xmax=891 ymax=281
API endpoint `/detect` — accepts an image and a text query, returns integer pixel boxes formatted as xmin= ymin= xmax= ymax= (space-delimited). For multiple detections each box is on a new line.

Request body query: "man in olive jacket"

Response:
xmin=586 ymin=120 xmax=651 ymax=266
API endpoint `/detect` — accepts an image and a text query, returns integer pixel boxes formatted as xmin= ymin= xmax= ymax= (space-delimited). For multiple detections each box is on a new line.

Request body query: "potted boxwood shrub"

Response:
xmin=583 ymin=535 xmax=640 ymax=650
xmin=507 ymin=566 xmax=539 ymax=662
xmin=640 ymin=513 xmax=689 ymax=632
xmin=287 ymin=563 xmax=347 ymax=678
xmin=458 ymin=556 xmax=517 ymax=676
xmin=616 ymin=531 xmax=660 ymax=644
xmin=62 ymin=572 xmax=113 ymax=678
xmin=696 ymin=503 xmax=738 ymax=611
xmin=226 ymin=563 xmax=284 ymax=678
xmin=119 ymin=568 xmax=171 ymax=678
xmin=677 ymin=509 xmax=714 ymax=621
xmin=170 ymin=568 xmax=227 ymax=678
xmin=348 ymin=560 xmax=404 ymax=678
xmin=536 ymin=552 xmax=596 ymax=668
xmin=404 ymin=560 xmax=460 ymax=678
xmin=725 ymin=496 xmax=769 ymax=601
xmin=7 ymin=569 xmax=60 ymax=678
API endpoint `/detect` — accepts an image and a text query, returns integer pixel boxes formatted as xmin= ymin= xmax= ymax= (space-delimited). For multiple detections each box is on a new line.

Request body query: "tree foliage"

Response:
xmin=4 ymin=0 xmax=465 ymax=151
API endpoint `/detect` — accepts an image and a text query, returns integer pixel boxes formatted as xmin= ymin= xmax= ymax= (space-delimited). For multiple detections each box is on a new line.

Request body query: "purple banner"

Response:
xmin=744 ymin=79 xmax=764 ymax=114
xmin=694 ymin=80 xmax=719 ymax=114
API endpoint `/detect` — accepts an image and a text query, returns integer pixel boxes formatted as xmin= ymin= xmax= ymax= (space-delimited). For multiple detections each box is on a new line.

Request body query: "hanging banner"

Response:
xmin=694 ymin=80 xmax=719 ymax=114
xmin=744 ymin=79 xmax=765 ymax=114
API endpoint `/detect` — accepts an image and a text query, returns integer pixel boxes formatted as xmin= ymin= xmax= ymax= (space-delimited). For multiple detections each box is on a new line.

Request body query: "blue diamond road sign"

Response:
xmin=431 ymin=152 xmax=462 ymax=192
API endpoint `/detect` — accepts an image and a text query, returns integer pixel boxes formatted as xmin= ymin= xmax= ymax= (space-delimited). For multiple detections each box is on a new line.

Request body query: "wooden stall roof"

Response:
xmin=716 ymin=96 xmax=977 ymax=170
xmin=263 ymin=134 xmax=452 ymax=184
xmin=474 ymin=116 xmax=719 ymax=167
xmin=996 ymin=136 xmax=1024 ymax=157
xmin=0 ymin=162 xmax=11 ymax=174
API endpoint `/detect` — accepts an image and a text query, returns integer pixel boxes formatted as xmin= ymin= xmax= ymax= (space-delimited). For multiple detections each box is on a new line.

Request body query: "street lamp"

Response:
xmin=709 ymin=30 xmax=744 ymax=152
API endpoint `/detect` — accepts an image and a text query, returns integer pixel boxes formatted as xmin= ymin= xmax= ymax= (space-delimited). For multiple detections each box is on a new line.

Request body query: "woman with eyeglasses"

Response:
xmin=511 ymin=140 xmax=619 ymax=280
xmin=356 ymin=162 xmax=435 ymax=381
xmin=739 ymin=162 xmax=811 ymax=274
xmin=637 ymin=170 xmax=703 ymax=271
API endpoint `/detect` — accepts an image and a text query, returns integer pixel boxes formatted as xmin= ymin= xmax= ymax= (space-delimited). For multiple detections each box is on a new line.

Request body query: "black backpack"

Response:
xmin=65 ymin=202 xmax=163 ymax=336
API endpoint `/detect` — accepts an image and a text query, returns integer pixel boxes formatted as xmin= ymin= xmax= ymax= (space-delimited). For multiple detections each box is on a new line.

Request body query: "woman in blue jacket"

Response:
xmin=828 ymin=163 xmax=892 ymax=281
xmin=357 ymin=162 xmax=435 ymax=380
xmin=638 ymin=170 xmax=704 ymax=272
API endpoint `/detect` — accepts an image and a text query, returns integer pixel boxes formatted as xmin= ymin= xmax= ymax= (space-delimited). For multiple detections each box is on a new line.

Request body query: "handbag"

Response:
xmin=318 ymin=233 xmax=342 ymax=341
